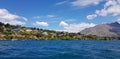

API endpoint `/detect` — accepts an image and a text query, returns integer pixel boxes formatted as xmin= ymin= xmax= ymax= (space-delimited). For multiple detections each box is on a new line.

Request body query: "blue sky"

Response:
xmin=0 ymin=0 xmax=120 ymax=32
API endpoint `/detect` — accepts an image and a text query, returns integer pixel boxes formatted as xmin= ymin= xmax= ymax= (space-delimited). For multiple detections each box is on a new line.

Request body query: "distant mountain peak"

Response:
xmin=81 ymin=22 xmax=120 ymax=37
xmin=109 ymin=22 xmax=120 ymax=27
xmin=112 ymin=22 xmax=120 ymax=24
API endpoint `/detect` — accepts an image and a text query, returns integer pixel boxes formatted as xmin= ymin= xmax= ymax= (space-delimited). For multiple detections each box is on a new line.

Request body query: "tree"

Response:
xmin=5 ymin=23 xmax=11 ymax=28
xmin=0 ymin=22 xmax=4 ymax=26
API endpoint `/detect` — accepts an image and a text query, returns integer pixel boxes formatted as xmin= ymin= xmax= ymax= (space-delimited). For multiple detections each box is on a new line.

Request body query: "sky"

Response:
xmin=0 ymin=0 xmax=120 ymax=32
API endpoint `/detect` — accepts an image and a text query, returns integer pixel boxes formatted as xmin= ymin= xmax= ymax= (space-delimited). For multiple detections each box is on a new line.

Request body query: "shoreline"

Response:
xmin=0 ymin=38 xmax=118 ymax=41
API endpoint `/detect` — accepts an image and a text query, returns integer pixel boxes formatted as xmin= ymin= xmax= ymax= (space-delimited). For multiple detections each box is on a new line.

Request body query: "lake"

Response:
xmin=0 ymin=40 xmax=120 ymax=59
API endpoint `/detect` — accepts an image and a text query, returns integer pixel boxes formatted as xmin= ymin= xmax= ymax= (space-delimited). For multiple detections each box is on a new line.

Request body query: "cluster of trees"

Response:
xmin=0 ymin=22 xmax=118 ymax=40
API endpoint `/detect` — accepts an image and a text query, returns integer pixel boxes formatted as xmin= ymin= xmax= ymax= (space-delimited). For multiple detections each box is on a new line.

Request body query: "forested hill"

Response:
xmin=0 ymin=22 xmax=117 ymax=40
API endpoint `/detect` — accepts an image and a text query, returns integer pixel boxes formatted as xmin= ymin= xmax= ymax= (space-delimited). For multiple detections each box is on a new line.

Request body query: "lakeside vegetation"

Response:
xmin=0 ymin=22 xmax=118 ymax=40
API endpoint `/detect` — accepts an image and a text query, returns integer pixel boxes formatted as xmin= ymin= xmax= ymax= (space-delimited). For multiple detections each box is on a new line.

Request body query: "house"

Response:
xmin=42 ymin=32 xmax=48 ymax=36
xmin=22 ymin=28 xmax=33 ymax=32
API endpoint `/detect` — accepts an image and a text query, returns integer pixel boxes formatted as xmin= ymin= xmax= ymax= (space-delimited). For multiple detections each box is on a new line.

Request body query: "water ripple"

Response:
xmin=0 ymin=40 xmax=120 ymax=59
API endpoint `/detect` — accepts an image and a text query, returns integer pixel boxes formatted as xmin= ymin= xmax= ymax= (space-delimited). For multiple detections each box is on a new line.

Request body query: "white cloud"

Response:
xmin=21 ymin=17 xmax=28 ymax=21
xmin=117 ymin=18 xmax=120 ymax=24
xmin=87 ymin=0 xmax=120 ymax=19
xmin=33 ymin=16 xmax=41 ymax=19
xmin=34 ymin=21 xmax=49 ymax=27
xmin=87 ymin=14 xmax=97 ymax=20
xmin=56 ymin=1 xmax=68 ymax=5
xmin=7 ymin=20 xmax=25 ymax=25
xmin=59 ymin=21 xmax=69 ymax=27
xmin=64 ymin=23 xmax=96 ymax=33
xmin=71 ymin=0 xmax=101 ymax=7
xmin=47 ymin=15 xmax=55 ymax=18
xmin=59 ymin=21 xmax=96 ymax=33
xmin=64 ymin=19 xmax=76 ymax=22
xmin=33 ymin=15 xmax=55 ymax=19
xmin=0 ymin=9 xmax=27 ymax=25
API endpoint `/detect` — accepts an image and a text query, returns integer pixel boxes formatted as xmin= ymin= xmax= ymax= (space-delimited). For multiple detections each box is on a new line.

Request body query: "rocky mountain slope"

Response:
xmin=81 ymin=22 xmax=120 ymax=37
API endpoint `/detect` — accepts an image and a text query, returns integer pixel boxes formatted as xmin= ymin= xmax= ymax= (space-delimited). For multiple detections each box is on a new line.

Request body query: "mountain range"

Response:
xmin=81 ymin=22 xmax=120 ymax=38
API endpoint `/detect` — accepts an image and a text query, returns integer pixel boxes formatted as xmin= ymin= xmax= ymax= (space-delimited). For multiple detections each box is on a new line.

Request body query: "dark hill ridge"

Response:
xmin=81 ymin=22 xmax=120 ymax=37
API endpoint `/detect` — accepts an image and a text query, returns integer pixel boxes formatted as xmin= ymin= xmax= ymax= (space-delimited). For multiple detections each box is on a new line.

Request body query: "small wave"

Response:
xmin=41 ymin=52 xmax=95 ymax=59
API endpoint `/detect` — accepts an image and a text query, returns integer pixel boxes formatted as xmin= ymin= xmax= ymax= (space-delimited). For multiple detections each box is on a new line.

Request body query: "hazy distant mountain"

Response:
xmin=81 ymin=22 xmax=120 ymax=37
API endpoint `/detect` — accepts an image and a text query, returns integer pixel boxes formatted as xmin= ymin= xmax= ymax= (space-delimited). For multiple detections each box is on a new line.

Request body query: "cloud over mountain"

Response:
xmin=59 ymin=21 xmax=96 ymax=33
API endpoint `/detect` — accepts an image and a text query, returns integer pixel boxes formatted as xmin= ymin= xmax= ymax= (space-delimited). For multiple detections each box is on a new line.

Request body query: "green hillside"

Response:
xmin=0 ymin=22 xmax=117 ymax=40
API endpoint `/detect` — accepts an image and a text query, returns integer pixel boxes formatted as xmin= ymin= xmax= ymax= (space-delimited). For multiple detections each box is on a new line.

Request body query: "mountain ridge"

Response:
xmin=81 ymin=22 xmax=120 ymax=37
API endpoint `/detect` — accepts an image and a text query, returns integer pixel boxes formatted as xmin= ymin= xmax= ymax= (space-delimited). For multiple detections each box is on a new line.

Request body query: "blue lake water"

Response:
xmin=0 ymin=40 xmax=120 ymax=59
